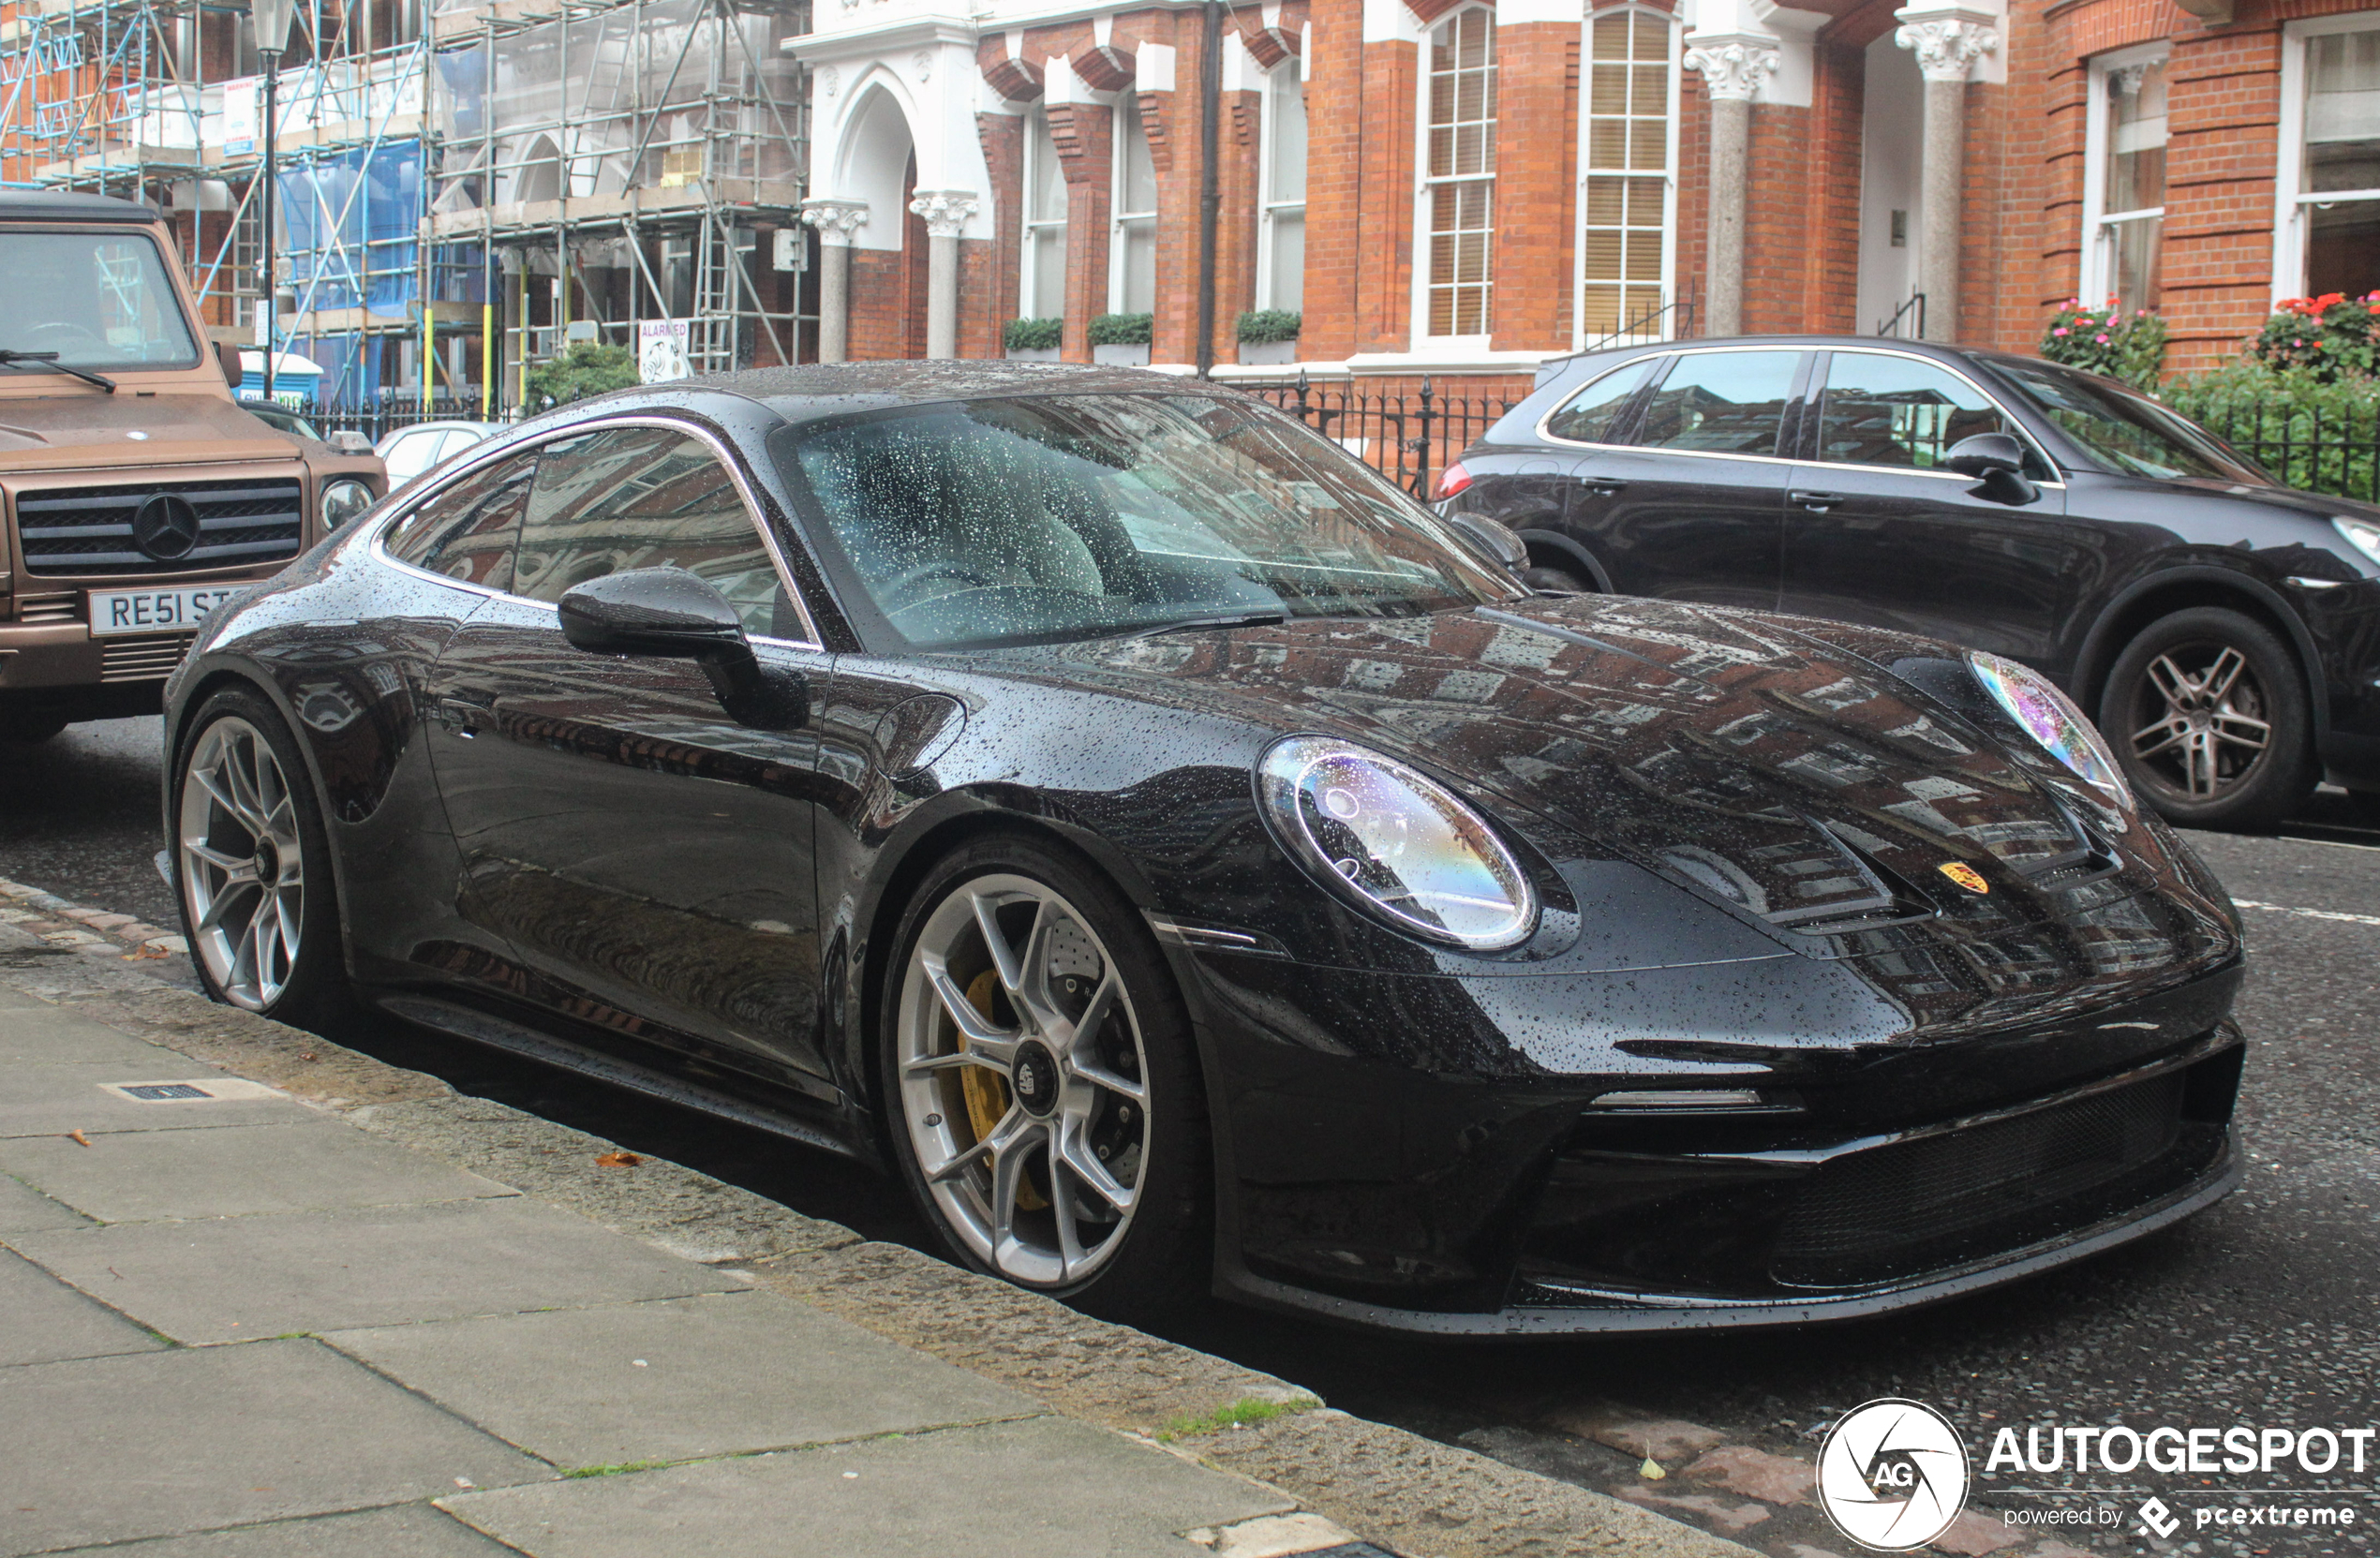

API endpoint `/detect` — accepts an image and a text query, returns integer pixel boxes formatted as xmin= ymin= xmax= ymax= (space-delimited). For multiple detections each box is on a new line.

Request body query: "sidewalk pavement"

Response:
xmin=0 ymin=905 xmax=1758 ymax=1558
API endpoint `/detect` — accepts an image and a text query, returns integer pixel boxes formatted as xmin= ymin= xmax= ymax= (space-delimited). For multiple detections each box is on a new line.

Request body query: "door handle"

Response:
xmin=1581 ymin=477 xmax=1630 ymax=496
xmin=1790 ymin=490 xmax=1847 ymax=512
xmin=435 ymin=691 xmax=495 ymax=736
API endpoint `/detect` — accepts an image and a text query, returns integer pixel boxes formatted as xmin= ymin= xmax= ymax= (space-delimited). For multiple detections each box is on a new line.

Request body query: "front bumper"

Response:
xmin=0 ymin=616 xmax=197 ymax=718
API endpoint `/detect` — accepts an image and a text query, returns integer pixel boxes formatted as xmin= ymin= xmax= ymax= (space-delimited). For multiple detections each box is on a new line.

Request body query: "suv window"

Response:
xmin=1543 ymin=360 xmax=1653 ymax=443
xmin=1817 ymin=353 xmax=2018 ymax=469
xmin=1632 ymin=350 xmax=1800 ymax=456
xmin=381 ymin=450 xmax=535 ymax=591
xmin=513 ymin=425 xmax=793 ymax=638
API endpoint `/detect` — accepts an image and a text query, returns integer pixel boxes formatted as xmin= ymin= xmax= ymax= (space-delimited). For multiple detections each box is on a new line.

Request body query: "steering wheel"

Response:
xmin=22 ymin=321 xmax=104 ymax=349
xmin=880 ymin=560 xmax=1001 ymax=616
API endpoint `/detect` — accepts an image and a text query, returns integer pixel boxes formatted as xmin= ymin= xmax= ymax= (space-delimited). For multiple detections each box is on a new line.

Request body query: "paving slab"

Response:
xmin=325 ymin=1291 xmax=1041 ymax=1471
xmin=0 ymin=1002 xmax=198 ymax=1070
xmin=441 ymin=1414 xmax=1293 ymax=1558
xmin=0 ymin=1247 xmax=166 ymax=1367
xmin=0 ymin=1340 xmax=552 ymax=1557
xmin=0 ymin=1168 xmax=91 ymax=1235
xmin=0 ymin=1061 xmax=311 ymax=1138
xmin=0 ymin=1120 xmax=518 ymax=1224
xmin=9 ymin=1197 xmax=743 ymax=1343
xmin=38 ymin=1504 xmax=522 ymax=1557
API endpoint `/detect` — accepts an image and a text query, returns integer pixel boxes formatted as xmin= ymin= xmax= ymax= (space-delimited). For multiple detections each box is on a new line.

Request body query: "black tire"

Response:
xmin=169 ymin=685 xmax=359 ymax=1031
xmin=879 ymin=832 xmax=1210 ymax=1320
xmin=2099 ymin=606 xmax=2315 ymax=829
xmin=1520 ymin=564 xmax=1591 ymax=594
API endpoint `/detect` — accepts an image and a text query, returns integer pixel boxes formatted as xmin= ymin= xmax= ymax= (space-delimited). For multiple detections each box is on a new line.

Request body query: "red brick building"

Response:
xmin=791 ymin=0 xmax=2380 ymax=389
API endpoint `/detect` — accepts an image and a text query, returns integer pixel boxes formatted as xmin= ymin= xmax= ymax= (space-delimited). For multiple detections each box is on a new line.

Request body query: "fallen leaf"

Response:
xmin=298 ymin=1051 xmax=319 ymax=1062
xmin=595 ymin=1150 xmax=643 ymax=1168
xmin=121 ymin=946 xmax=168 ymax=961
xmin=67 ymin=1130 xmax=90 ymax=1148
xmin=1640 ymin=1458 xmax=1666 ymax=1480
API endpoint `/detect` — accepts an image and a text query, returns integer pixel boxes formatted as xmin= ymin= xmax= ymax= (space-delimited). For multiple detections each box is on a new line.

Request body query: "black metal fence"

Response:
xmin=2187 ymin=399 xmax=2380 ymax=504
xmin=1242 ymin=374 xmax=1523 ymax=500
xmin=308 ymin=398 xmax=519 ymax=443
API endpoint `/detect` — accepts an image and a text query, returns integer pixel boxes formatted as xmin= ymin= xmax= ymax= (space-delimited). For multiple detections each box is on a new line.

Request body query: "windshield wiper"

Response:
xmin=1123 ymin=611 xmax=1289 ymax=639
xmin=0 ymin=349 xmax=115 ymax=393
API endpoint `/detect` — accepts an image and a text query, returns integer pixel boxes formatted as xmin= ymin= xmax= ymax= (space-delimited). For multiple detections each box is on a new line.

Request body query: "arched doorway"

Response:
xmin=836 ymin=84 xmax=930 ymax=359
xmin=1857 ymin=34 xmax=1925 ymax=335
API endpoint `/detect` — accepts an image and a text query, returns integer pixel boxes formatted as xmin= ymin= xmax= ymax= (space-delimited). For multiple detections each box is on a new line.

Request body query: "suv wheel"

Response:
xmin=1520 ymin=565 xmax=1591 ymax=594
xmin=2101 ymin=606 xmax=2314 ymax=829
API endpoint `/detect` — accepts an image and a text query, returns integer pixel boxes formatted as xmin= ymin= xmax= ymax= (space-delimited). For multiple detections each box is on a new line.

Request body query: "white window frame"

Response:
xmin=1410 ymin=4 xmax=1498 ymax=345
xmin=2273 ymin=12 xmax=2380 ymax=304
xmin=1020 ymin=109 xmax=1066 ymax=319
xmin=1572 ymin=5 xmax=1682 ymax=350
xmin=1109 ymin=95 xmax=1158 ymax=315
xmin=2080 ymin=41 xmax=2169 ymax=312
xmin=1256 ymin=53 xmax=1306 ymax=313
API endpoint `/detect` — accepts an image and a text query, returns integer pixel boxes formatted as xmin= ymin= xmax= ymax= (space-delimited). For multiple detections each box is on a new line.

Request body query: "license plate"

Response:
xmin=86 ymin=586 xmax=241 ymax=638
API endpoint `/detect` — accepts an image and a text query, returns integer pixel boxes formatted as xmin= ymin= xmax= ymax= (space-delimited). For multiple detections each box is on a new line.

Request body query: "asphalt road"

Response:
xmin=7 ymin=715 xmax=2376 ymax=1555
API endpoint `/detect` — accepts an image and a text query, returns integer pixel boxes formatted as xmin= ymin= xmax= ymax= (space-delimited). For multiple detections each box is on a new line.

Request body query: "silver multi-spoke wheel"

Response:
xmin=896 ymin=874 xmax=1150 ymax=1288
xmin=2128 ymin=643 xmax=2271 ymax=802
xmin=178 ymin=715 xmax=306 ymax=1011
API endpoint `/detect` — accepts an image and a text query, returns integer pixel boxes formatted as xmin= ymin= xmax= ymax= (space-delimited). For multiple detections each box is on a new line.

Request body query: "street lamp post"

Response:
xmin=249 ymin=0 xmax=295 ymax=402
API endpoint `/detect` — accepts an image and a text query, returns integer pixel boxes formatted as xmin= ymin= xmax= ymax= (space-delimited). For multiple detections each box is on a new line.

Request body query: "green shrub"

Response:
xmin=1089 ymin=311 xmax=1153 ymax=347
xmin=2247 ymin=291 xmax=2380 ymax=382
xmin=1004 ymin=316 xmax=1063 ymax=352
xmin=2163 ymin=361 xmax=2380 ymax=502
xmin=524 ymin=341 xmax=638 ymax=407
xmin=1235 ymin=309 xmax=1302 ymax=345
xmin=2040 ymin=300 xmax=2166 ymax=390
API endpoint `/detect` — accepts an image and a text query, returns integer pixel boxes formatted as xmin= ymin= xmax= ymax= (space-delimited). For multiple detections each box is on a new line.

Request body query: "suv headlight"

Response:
xmin=1257 ymin=734 xmax=1538 ymax=950
xmin=320 ymin=478 xmax=376 ymax=529
xmin=1968 ymin=651 xmax=2132 ymax=809
xmin=2333 ymin=515 xmax=2380 ymax=570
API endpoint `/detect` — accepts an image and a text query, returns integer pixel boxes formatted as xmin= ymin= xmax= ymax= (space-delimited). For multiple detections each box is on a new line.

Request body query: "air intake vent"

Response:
xmin=99 ymin=633 xmax=194 ymax=683
xmin=14 ymin=478 xmax=305 ymax=578
xmin=13 ymin=591 xmax=77 ymax=624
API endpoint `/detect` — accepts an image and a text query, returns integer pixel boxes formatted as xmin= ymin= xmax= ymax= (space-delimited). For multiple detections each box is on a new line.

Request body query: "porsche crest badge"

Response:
xmin=1938 ymin=862 xmax=1989 ymax=895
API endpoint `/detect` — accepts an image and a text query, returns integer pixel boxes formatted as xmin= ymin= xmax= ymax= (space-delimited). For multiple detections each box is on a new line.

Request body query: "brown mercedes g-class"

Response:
xmin=0 ymin=191 xmax=383 ymax=743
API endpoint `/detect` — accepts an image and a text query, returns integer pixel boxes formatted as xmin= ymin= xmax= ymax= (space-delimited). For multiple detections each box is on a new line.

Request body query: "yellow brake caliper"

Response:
xmin=959 ymin=968 xmax=1046 ymax=1210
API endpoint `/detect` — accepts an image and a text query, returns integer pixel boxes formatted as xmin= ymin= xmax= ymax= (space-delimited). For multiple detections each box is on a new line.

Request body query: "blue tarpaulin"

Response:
xmin=278 ymin=141 xmax=423 ymax=319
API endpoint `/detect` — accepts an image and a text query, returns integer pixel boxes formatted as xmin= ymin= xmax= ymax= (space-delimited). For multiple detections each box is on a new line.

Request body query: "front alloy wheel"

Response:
xmin=179 ymin=714 xmax=307 ymax=1010
xmin=2104 ymin=606 xmax=2313 ymax=828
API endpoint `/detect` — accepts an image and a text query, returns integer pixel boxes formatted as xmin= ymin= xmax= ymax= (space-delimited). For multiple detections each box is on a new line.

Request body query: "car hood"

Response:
xmin=2150 ymin=470 xmax=2380 ymax=530
xmin=1012 ymin=595 xmax=2238 ymax=1021
xmin=0 ymin=392 xmax=294 ymax=466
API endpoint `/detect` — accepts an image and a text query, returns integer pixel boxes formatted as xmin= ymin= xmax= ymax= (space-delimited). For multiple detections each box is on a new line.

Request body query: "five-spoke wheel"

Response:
xmin=2103 ymin=606 xmax=2313 ymax=829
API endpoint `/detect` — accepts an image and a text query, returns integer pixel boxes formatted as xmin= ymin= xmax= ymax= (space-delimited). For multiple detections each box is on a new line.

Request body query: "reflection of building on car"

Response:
xmin=0 ymin=191 xmax=384 ymax=745
xmin=375 ymin=421 xmax=504 ymax=488
xmin=166 ymin=363 xmax=2247 ymax=1339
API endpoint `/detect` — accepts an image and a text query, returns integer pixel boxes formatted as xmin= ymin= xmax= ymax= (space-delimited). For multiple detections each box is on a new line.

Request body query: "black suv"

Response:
xmin=1442 ymin=335 xmax=2380 ymax=828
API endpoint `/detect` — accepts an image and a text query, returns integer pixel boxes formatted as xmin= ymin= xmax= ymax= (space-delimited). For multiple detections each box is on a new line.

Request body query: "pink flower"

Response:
xmin=2095 ymin=334 xmax=2110 ymax=344
xmin=2053 ymin=327 xmax=2070 ymax=336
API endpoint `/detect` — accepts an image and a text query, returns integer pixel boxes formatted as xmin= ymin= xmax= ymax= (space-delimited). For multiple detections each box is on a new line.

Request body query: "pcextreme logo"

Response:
xmin=1816 ymin=1399 xmax=1972 ymax=1551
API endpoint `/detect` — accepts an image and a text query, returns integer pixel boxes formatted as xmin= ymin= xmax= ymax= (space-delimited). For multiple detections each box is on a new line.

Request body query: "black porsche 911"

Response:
xmin=162 ymin=364 xmax=2247 ymax=1335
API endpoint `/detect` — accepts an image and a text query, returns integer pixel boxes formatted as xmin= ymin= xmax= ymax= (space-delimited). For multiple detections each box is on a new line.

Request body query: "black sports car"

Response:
xmin=1438 ymin=336 xmax=2380 ymax=829
xmin=162 ymin=364 xmax=2246 ymax=1334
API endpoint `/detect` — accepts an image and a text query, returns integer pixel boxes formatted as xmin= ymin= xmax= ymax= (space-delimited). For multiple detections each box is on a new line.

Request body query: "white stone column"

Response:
xmin=908 ymin=190 xmax=981 ymax=360
xmin=1682 ymin=37 xmax=1780 ymax=338
xmin=1894 ymin=8 xmax=1999 ymax=343
xmin=798 ymin=198 xmax=868 ymax=364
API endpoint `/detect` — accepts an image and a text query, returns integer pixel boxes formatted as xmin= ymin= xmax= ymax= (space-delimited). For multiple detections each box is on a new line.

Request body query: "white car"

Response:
xmin=374 ymin=420 xmax=502 ymax=487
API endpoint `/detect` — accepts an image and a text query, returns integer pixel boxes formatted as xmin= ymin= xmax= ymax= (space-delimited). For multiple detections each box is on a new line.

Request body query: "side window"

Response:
xmin=1543 ymin=360 xmax=1652 ymax=443
xmin=1818 ymin=353 xmax=2017 ymax=470
xmin=1630 ymin=350 xmax=1801 ymax=456
xmin=513 ymin=425 xmax=794 ymax=638
xmin=381 ymin=452 xmax=535 ymax=592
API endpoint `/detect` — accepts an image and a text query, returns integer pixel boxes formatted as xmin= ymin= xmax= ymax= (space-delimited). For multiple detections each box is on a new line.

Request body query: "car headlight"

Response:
xmin=320 ymin=478 xmax=376 ymax=530
xmin=1256 ymin=734 xmax=1538 ymax=950
xmin=1968 ymin=651 xmax=2132 ymax=809
xmin=2333 ymin=515 xmax=2380 ymax=570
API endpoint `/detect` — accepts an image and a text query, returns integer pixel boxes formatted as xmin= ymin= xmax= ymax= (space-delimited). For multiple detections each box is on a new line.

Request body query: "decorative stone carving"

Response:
xmin=817 ymin=65 xmax=840 ymax=98
xmin=1683 ymin=37 xmax=1782 ymax=102
xmin=1894 ymin=16 xmax=2000 ymax=82
xmin=798 ymin=198 xmax=869 ymax=245
xmin=906 ymin=189 xmax=980 ymax=240
xmin=911 ymin=50 xmax=933 ymax=83
xmin=2109 ymin=61 xmax=2149 ymax=97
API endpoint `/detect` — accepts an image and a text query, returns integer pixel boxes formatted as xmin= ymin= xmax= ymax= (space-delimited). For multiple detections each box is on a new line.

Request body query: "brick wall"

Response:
xmin=1490 ymin=22 xmax=1578 ymax=352
xmin=976 ymin=111 xmax=1026 ymax=352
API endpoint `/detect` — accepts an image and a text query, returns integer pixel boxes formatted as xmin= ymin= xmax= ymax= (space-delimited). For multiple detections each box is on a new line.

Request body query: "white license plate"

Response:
xmin=86 ymin=586 xmax=241 ymax=638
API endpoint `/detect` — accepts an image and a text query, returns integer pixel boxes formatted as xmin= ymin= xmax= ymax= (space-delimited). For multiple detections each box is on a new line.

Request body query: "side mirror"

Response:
xmin=328 ymin=430 xmax=373 ymax=456
xmin=216 ymin=340 xmax=243 ymax=390
xmin=1943 ymin=433 xmax=2040 ymax=504
xmin=1443 ymin=511 xmax=1529 ymax=573
xmin=558 ymin=567 xmax=807 ymax=731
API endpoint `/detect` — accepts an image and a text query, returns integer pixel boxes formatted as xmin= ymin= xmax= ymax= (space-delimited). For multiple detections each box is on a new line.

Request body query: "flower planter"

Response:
xmin=1093 ymin=343 xmax=1151 ymax=367
xmin=1237 ymin=339 xmax=1298 ymax=367
xmin=1004 ymin=347 xmax=1060 ymax=362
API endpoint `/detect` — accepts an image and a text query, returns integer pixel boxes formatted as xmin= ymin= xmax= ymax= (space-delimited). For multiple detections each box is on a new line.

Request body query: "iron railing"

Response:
xmin=307 ymin=399 xmax=522 ymax=444
xmin=2189 ymin=397 xmax=2380 ymax=504
xmin=1877 ymin=292 xmax=1927 ymax=339
xmin=1582 ymin=289 xmax=1698 ymax=356
xmin=1242 ymin=375 xmax=1523 ymax=500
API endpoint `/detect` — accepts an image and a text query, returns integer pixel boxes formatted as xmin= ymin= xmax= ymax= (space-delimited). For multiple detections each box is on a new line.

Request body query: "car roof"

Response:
xmin=1537 ymin=334 xmax=1981 ymax=374
xmin=0 ymin=190 xmax=165 ymax=224
xmin=685 ymin=362 xmax=1237 ymax=429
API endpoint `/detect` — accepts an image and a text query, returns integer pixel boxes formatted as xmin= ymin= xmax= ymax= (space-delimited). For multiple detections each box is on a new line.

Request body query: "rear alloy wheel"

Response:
xmin=2102 ymin=606 xmax=2314 ymax=829
xmin=172 ymin=689 xmax=350 ymax=1023
xmin=885 ymin=839 xmax=1206 ymax=1315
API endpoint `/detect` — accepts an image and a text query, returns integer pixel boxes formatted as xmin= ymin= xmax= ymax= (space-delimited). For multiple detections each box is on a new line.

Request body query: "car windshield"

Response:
xmin=781 ymin=393 xmax=1523 ymax=649
xmin=1987 ymin=357 xmax=2261 ymax=482
xmin=0 ymin=230 xmax=199 ymax=370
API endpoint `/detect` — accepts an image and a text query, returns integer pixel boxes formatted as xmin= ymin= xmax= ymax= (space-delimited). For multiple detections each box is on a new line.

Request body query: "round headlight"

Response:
xmin=1257 ymin=734 xmax=1538 ymax=950
xmin=320 ymin=478 xmax=376 ymax=530
xmin=1968 ymin=650 xmax=2131 ymax=809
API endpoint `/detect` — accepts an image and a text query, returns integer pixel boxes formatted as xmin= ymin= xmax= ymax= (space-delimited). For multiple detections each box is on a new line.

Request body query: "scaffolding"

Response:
xmin=0 ymin=0 xmax=811 ymax=413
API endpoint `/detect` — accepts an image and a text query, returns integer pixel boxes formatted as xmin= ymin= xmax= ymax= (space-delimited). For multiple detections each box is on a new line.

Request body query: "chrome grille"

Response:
xmin=14 ymin=478 xmax=305 ymax=577
xmin=99 ymin=633 xmax=194 ymax=683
